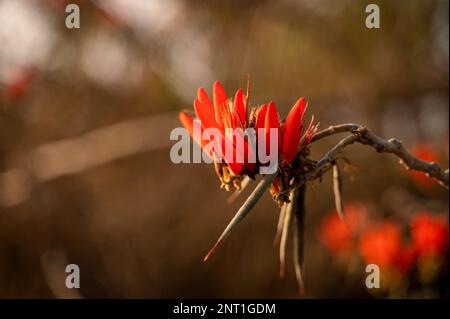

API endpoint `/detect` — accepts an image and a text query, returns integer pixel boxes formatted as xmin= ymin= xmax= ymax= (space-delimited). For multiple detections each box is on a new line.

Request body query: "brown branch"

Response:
xmin=203 ymin=122 xmax=448 ymax=268
xmin=307 ymin=124 xmax=449 ymax=188
xmin=310 ymin=123 xmax=361 ymax=142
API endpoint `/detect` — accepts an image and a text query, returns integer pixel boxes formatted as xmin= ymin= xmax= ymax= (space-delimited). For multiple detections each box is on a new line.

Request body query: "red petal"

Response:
xmin=179 ymin=112 xmax=211 ymax=158
xmin=201 ymin=122 xmax=243 ymax=175
xmin=179 ymin=111 xmax=194 ymax=134
xmin=231 ymin=111 xmax=242 ymax=128
xmin=264 ymin=101 xmax=281 ymax=154
xmin=197 ymin=87 xmax=214 ymax=112
xmin=221 ymin=130 xmax=245 ymax=175
xmin=231 ymin=129 xmax=257 ymax=174
xmin=194 ymin=98 xmax=219 ymax=130
xmin=198 ymin=86 xmax=225 ymax=132
xmin=233 ymin=88 xmax=246 ymax=125
xmin=282 ymin=98 xmax=307 ymax=164
xmin=213 ymin=81 xmax=227 ymax=129
xmin=256 ymin=104 xmax=267 ymax=129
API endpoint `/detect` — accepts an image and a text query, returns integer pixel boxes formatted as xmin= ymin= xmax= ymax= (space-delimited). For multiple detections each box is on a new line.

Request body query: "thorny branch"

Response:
xmin=303 ymin=123 xmax=449 ymax=189
xmin=204 ymin=123 xmax=448 ymax=295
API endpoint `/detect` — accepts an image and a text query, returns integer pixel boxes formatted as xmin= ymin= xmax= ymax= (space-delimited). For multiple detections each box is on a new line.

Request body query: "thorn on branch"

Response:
xmin=310 ymin=123 xmax=448 ymax=188
xmin=204 ymin=173 xmax=277 ymax=261
xmin=332 ymin=162 xmax=349 ymax=227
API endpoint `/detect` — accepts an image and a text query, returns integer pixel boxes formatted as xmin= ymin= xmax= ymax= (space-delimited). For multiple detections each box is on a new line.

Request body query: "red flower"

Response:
xmin=179 ymin=81 xmax=251 ymax=176
xmin=409 ymin=144 xmax=441 ymax=187
xmin=256 ymin=98 xmax=318 ymax=165
xmin=257 ymin=98 xmax=318 ymax=203
xmin=179 ymin=81 xmax=317 ymax=191
xmin=282 ymin=98 xmax=309 ymax=164
xmin=410 ymin=212 xmax=449 ymax=256
xmin=178 ymin=112 xmax=211 ymax=159
xmin=318 ymin=202 xmax=367 ymax=254
xmin=359 ymin=221 xmax=401 ymax=268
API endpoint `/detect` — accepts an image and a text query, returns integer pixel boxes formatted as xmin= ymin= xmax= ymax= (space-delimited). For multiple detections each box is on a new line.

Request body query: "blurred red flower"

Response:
xmin=359 ymin=221 xmax=418 ymax=273
xmin=409 ymin=144 xmax=441 ymax=187
xmin=410 ymin=212 xmax=449 ymax=256
xmin=318 ymin=202 xmax=367 ymax=255
xmin=359 ymin=221 xmax=401 ymax=268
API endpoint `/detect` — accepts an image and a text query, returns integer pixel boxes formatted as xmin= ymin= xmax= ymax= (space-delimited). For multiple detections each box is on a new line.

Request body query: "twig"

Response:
xmin=310 ymin=123 xmax=361 ymax=142
xmin=307 ymin=124 xmax=449 ymax=188
xmin=201 ymin=122 xmax=448 ymax=296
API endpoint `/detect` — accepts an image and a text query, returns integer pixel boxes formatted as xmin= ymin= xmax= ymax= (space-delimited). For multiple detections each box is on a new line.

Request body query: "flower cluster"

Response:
xmin=179 ymin=81 xmax=318 ymax=203
xmin=319 ymin=205 xmax=449 ymax=291
xmin=410 ymin=212 xmax=449 ymax=256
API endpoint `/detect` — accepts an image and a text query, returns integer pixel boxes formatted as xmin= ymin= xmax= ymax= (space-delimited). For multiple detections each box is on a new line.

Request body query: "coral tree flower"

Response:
xmin=256 ymin=98 xmax=318 ymax=203
xmin=179 ymin=80 xmax=317 ymax=198
xmin=410 ymin=212 xmax=449 ymax=284
xmin=358 ymin=222 xmax=400 ymax=267
xmin=358 ymin=221 xmax=416 ymax=274
xmin=179 ymin=81 xmax=251 ymax=188
xmin=255 ymin=98 xmax=317 ymax=166
xmin=318 ymin=202 xmax=367 ymax=255
xmin=410 ymin=212 xmax=449 ymax=256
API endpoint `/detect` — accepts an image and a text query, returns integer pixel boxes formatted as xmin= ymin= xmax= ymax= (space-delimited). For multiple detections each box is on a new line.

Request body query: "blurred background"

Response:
xmin=0 ymin=0 xmax=448 ymax=298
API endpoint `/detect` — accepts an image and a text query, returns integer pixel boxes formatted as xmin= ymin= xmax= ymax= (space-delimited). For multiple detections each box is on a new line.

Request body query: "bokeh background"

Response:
xmin=0 ymin=0 xmax=448 ymax=298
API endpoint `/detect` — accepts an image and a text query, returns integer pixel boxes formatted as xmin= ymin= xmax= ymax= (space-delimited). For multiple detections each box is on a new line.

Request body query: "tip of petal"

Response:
xmin=256 ymin=104 xmax=267 ymax=129
xmin=213 ymin=81 xmax=226 ymax=99
xmin=265 ymin=101 xmax=280 ymax=128
xmin=213 ymin=81 xmax=227 ymax=127
xmin=179 ymin=111 xmax=193 ymax=130
xmin=281 ymin=97 xmax=310 ymax=164
xmin=213 ymin=81 xmax=225 ymax=94
xmin=233 ymin=88 xmax=246 ymax=125
xmin=293 ymin=97 xmax=307 ymax=114
xmin=197 ymin=87 xmax=206 ymax=99
xmin=296 ymin=97 xmax=305 ymax=104
xmin=265 ymin=101 xmax=281 ymax=155
xmin=234 ymin=88 xmax=243 ymax=99
xmin=267 ymin=100 xmax=276 ymax=109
